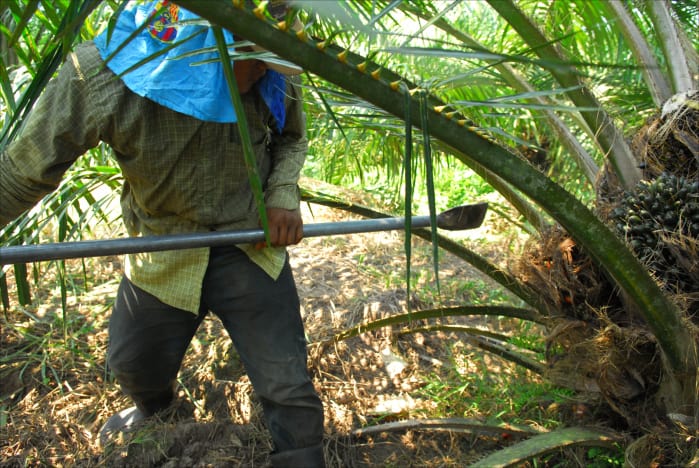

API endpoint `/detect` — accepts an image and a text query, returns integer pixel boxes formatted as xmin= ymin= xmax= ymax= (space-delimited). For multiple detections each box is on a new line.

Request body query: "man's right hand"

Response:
xmin=254 ymin=207 xmax=303 ymax=250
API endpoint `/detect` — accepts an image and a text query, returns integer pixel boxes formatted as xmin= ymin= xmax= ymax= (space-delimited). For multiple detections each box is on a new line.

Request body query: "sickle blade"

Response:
xmin=436 ymin=202 xmax=488 ymax=230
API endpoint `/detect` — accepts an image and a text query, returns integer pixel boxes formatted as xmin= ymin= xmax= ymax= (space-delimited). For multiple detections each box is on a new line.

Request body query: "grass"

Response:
xmin=415 ymin=333 xmax=568 ymax=429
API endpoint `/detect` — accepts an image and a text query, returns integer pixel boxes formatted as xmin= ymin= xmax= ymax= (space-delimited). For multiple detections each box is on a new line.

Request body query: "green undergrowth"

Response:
xmin=415 ymin=328 xmax=563 ymax=428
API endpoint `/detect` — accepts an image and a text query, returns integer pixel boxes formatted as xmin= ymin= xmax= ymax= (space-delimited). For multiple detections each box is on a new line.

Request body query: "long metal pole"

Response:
xmin=0 ymin=216 xmax=432 ymax=265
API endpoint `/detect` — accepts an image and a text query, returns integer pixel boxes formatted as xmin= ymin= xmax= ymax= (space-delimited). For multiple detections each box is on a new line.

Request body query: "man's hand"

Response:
xmin=255 ymin=207 xmax=304 ymax=249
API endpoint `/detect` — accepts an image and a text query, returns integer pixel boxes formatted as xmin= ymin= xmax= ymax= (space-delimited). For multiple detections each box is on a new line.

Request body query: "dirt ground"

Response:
xmin=1 ymin=204 xmax=528 ymax=467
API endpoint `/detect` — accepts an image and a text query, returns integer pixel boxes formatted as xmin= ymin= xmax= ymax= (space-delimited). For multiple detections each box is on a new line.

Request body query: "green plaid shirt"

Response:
xmin=0 ymin=42 xmax=307 ymax=313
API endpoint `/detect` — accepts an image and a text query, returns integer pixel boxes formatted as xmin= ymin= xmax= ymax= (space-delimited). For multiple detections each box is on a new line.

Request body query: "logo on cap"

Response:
xmin=149 ymin=0 xmax=179 ymax=42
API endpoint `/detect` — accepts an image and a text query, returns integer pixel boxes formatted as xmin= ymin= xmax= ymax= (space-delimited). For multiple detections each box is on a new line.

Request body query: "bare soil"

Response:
xmin=1 ymin=204 xmax=529 ymax=467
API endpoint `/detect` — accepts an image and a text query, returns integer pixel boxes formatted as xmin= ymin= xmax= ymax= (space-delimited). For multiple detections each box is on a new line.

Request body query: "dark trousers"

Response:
xmin=107 ymin=246 xmax=324 ymax=466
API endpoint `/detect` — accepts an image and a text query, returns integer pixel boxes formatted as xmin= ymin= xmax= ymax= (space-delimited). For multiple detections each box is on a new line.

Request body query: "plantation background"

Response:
xmin=1 ymin=1 xmax=698 ymax=466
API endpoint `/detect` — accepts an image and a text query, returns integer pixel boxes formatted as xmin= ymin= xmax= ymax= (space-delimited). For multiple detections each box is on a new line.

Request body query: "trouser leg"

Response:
xmin=202 ymin=246 xmax=324 ymax=467
xmin=107 ymin=276 xmax=205 ymax=415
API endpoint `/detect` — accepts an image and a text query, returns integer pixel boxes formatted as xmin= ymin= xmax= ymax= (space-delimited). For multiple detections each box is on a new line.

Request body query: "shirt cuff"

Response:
xmin=265 ymin=184 xmax=301 ymax=211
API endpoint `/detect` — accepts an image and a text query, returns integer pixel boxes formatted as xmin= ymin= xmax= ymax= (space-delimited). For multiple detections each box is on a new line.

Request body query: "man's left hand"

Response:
xmin=255 ymin=207 xmax=304 ymax=249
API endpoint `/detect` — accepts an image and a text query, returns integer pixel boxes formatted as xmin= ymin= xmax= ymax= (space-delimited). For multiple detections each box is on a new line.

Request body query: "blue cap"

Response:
xmin=94 ymin=1 xmax=288 ymax=129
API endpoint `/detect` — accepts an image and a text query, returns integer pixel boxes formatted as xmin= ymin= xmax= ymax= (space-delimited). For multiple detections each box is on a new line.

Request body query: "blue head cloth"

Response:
xmin=93 ymin=1 xmax=287 ymax=130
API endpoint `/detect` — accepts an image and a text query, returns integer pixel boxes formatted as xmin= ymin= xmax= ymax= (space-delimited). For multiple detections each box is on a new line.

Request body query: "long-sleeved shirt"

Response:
xmin=0 ymin=41 xmax=307 ymax=313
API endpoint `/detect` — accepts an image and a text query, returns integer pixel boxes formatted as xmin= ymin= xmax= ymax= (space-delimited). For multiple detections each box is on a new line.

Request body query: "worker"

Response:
xmin=0 ymin=1 xmax=324 ymax=466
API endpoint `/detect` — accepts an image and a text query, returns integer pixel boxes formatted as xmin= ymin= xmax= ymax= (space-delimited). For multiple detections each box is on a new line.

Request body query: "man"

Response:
xmin=0 ymin=2 xmax=324 ymax=466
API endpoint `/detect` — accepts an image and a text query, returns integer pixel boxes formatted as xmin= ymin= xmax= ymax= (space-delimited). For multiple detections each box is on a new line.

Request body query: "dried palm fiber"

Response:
xmin=625 ymin=430 xmax=698 ymax=467
xmin=632 ymin=91 xmax=699 ymax=181
xmin=513 ymin=226 xmax=624 ymax=322
xmin=543 ymin=314 xmax=663 ymax=423
xmin=513 ymin=227 xmax=664 ymax=429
